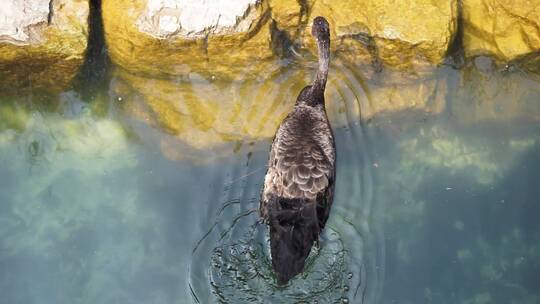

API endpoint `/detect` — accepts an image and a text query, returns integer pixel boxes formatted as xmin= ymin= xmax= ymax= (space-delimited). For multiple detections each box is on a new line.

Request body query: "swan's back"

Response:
xmin=259 ymin=15 xmax=335 ymax=285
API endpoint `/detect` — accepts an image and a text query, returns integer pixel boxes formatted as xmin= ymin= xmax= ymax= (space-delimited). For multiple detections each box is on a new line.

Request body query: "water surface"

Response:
xmin=1 ymin=57 xmax=539 ymax=304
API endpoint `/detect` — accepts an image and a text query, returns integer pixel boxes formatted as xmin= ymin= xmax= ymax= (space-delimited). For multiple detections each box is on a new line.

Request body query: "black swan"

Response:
xmin=259 ymin=16 xmax=336 ymax=285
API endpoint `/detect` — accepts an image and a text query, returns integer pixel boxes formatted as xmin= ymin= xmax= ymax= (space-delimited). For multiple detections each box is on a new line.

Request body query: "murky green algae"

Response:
xmin=375 ymin=119 xmax=540 ymax=304
xmin=0 ymin=97 xmax=137 ymax=254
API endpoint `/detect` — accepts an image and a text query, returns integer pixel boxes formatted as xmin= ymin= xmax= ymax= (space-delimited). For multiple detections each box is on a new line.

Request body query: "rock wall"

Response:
xmin=4 ymin=0 xmax=540 ymax=92
xmin=99 ymin=0 xmax=539 ymax=151
xmin=0 ymin=0 xmax=50 ymax=44
xmin=102 ymin=0 xmax=276 ymax=80
xmin=303 ymin=0 xmax=458 ymax=72
xmin=0 ymin=0 xmax=89 ymax=94
xmin=462 ymin=0 xmax=540 ymax=66
xmin=102 ymin=0 xmax=459 ymax=79
xmin=3 ymin=1 xmax=540 ymax=91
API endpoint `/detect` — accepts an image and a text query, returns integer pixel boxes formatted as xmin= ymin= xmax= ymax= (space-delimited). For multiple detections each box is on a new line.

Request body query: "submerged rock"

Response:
xmin=462 ymin=0 xmax=540 ymax=70
xmin=328 ymin=67 xmax=447 ymax=120
xmin=111 ymin=60 xmax=451 ymax=153
xmin=111 ymin=66 xmax=305 ymax=151
xmin=268 ymin=0 xmax=305 ymax=37
xmin=0 ymin=0 xmax=89 ymax=93
xmin=452 ymin=64 xmax=540 ymax=123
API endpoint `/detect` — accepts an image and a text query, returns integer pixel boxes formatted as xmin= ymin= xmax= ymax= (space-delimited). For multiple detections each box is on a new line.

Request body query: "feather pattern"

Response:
xmin=259 ymin=16 xmax=335 ymax=285
xmin=260 ymin=103 xmax=335 ymax=227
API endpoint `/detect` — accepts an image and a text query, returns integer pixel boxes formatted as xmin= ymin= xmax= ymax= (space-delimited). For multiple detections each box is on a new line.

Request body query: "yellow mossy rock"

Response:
xmin=0 ymin=0 xmax=89 ymax=94
xmin=102 ymin=0 xmax=279 ymax=80
xmin=462 ymin=0 xmax=540 ymax=64
xmin=102 ymin=0 xmax=457 ymax=78
xmin=303 ymin=0 xmax=458 ymax=71
xmin=269 ymin=0 xmax=305 ymax=38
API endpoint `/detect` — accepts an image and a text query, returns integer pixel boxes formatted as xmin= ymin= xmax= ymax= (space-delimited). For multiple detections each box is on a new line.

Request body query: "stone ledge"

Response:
xmin=0 ymin=0 xmax=89 ymax=94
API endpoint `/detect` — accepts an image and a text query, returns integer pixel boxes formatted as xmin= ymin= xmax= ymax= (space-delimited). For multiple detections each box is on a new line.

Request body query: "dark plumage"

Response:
xmin=259 ymin=16 xmax=335 ymax=285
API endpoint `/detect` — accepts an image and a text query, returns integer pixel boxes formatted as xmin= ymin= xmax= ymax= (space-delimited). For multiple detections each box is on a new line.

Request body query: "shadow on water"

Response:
xmin=73 ymin=0 xmax=110 ymax=102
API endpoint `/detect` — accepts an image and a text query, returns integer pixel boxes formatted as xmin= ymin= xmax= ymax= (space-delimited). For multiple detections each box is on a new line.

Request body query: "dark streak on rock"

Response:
xmin=240 ymin=7 xmax=271 ymax=44
xmin=270 ymin=20 xmax=293 ymax=58
xmin=297 ymin=0 xmax=310 ymax=36
xmin=444 ymin=0 xmax=465 ymax=68
xmin=346 ymin=31 xmax=383 ymax=73
xmin=47 ymin=0 xmax=53 ymax=25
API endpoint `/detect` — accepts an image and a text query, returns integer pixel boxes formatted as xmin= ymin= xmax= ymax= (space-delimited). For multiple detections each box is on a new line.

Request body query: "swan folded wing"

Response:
xmin=274 ymin=137 xmax=332 ymax=200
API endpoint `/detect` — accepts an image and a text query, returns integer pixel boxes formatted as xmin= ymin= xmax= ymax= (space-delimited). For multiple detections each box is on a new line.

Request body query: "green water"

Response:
xmin=1 ymin=56 xmax=540 ymax=304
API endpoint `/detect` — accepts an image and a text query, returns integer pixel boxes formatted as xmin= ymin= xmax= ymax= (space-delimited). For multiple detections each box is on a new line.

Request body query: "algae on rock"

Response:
xmin=0 ymin=106 xmax=137 ymax=256
xmin=462 ymin=0 xmax=540 ymax=69
xmin=102 ymin=0 xmax=459 ymax=80
xmin=102 ymin=0 xmax=277 ymax=80
xmin=302 ymin=0 xmax=458 ymax=71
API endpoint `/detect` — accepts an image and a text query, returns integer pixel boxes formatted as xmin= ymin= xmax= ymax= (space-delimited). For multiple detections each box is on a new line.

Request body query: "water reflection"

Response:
xmin=0 ymin=58 xmax=539 ymax=304
xmin=109 ymin=58 xmax=453 ymax=154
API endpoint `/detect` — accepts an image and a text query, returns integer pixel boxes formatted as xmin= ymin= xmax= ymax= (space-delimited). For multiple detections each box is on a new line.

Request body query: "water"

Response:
xmin=1 ymin=54 xmax=539 ymax=304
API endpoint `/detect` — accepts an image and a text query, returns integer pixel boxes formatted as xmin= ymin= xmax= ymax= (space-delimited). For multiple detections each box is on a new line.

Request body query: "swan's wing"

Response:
xmin=260 ymin=110 xmax=335 ymax=223
xmin=273 ymin=135 xmax=332 ymax=200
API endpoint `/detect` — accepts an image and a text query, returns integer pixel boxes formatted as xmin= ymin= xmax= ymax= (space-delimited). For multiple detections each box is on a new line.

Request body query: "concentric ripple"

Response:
xmin=190 ymin=201 xmax=357 ymax=304
xmin=188 ymin=60 xmax=385 ymax=304
xmin=210 ymin=221 xmax=352 ymax=303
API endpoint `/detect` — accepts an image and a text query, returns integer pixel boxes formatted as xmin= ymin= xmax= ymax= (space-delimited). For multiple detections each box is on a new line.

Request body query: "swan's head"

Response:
xmin=312 ymin=16 xmax=330 ymax=43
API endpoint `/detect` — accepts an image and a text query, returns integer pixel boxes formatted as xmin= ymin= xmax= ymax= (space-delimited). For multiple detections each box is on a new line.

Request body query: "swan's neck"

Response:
xmin=313 ymin=37 xmax=330 ymax=93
